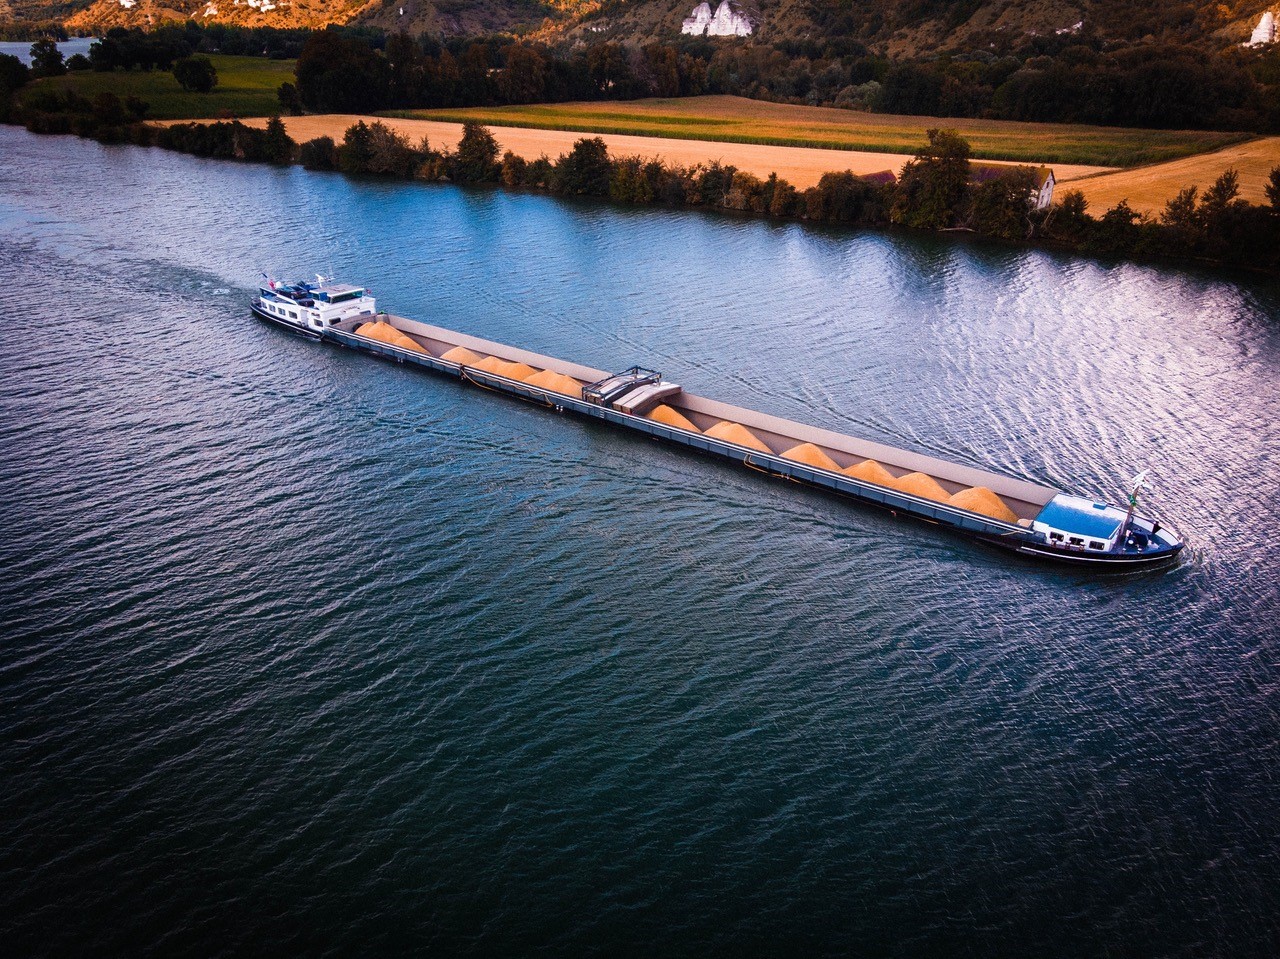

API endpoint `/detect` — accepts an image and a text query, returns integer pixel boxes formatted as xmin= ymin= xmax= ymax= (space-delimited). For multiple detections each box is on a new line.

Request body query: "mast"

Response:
xmin=1117 ymin=470 xmax=1147 ymax=549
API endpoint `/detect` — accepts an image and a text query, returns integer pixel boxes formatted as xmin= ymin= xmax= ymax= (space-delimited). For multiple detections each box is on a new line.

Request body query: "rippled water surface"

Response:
xmin=2 ymin=127 xmax=1279 ymax=956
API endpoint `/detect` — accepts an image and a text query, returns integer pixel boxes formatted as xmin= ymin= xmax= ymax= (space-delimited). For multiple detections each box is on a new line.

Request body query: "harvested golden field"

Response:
xmin=389 ymin=96 xmax=1249 ymax=168
xmin=1068 ymin=137 xmax=1280 ymax=217
xmin=237 ymin=114 xmax=1111 ymax=189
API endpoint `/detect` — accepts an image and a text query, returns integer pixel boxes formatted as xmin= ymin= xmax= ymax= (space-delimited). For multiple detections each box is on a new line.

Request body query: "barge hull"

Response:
xmin=314 ymin=316 xmax=1183 ymax=568
xmin=250 ymin=301 xmax=320 ymax=338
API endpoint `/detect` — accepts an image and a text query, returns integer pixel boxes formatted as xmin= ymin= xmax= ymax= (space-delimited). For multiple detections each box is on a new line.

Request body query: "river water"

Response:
xmin=0 ymin=38 xmax=97 ymax=65
xmin=2 ymin=126 xmax=1278 ymax=956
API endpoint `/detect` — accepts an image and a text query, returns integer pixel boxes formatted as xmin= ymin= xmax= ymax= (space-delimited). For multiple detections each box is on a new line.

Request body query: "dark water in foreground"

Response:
xmin=2 ymin=127 xmax=1279 ymax=957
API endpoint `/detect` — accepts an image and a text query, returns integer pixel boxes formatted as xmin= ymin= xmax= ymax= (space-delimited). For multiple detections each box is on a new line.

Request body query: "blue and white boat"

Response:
xmin=251 ymin=274 xmax=377 ymax=337
xmin=252 ymin=278 xmax=1184 ymax=569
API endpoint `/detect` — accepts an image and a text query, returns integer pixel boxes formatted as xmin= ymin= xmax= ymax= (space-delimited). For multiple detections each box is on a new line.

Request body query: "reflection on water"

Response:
xmin=1 ymin=126 xmax=1278 ymax=957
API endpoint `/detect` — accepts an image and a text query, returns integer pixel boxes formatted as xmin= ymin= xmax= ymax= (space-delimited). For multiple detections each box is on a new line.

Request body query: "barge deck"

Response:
xmin=292 ymin=308 xmax=1184 ymax=569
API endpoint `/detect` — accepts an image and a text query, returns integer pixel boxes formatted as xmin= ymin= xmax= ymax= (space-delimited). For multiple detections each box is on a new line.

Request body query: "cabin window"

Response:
xmin=1069 ymin=536 xmax=1084 ymax=546
xmin=1090 ymin=541 xmax=1105 ymax=550
xmin=289 ymin=311 xmax=298 ymax=319
xmin=1049 ymin=532 xmax=1063 ymax=541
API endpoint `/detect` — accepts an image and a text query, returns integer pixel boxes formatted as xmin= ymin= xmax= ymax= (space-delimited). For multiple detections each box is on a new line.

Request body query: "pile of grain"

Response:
xmin=782 ymin=442 xmax=840 ymax=472
xmin=356 ymin=320 xmax=427 ymax=354
xmin=705 ymin=421 xmax=772 ymax=453
xmin=843 ymin=458 xmax=895 ymax=486
xmin=648 ymin=404 xmax=700 ymax=432
xmin=504 ymin=362 xmax=539 ymax=381
xmin=523 ymin=369 xmax=583 ymax=397
xmin=441 ymin=345 xmax=483 ymax=365
xmin=949 ymin=486 xmax=1019 ymax=523
xmin=891 ymin=471 xmax=950 ymax=503
xmin=473 ymin=355 xmax=537 ymax=380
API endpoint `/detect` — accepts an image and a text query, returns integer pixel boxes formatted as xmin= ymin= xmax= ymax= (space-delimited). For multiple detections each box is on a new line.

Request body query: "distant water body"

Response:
xmin=1 ymin=126 xmax=1278 ymax=957
xmin=0 ymin=38 xmax=97 ymax=65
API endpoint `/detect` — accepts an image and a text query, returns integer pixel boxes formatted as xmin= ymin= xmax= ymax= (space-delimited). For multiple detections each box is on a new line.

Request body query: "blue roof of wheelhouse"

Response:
xmin=1036 ymin=496 xmax=1125 ymax=539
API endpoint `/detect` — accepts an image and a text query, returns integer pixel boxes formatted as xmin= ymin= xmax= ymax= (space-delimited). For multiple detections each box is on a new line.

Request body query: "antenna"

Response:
xmin=1128 ymin=470 xmax=1148 ymax=508
xmin=1117 ymin=470 xmax=1148 ymax=550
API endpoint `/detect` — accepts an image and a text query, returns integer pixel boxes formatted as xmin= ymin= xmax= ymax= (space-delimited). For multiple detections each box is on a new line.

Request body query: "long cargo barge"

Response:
xmin=252 ymin=279 xmax=1184 ymax=568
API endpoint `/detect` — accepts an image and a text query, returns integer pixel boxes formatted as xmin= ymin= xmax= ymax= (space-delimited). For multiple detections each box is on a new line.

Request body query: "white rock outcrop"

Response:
xmin=682 ymin=1 xmax=752 ymax=37
xmin=1247 ymin=11 xmax=1276 ymax=46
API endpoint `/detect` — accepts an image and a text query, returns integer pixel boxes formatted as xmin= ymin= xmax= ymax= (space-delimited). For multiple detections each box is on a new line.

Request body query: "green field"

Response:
xmin=23 ymin=55 xmax=295 ymax=120
xmin=387 ymin=96 xmax=1252 ymax=168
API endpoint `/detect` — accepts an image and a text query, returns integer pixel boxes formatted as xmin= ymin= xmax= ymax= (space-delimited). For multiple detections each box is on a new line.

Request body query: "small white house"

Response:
xmin=1034 ymin=167 xmax=1055 ymax=209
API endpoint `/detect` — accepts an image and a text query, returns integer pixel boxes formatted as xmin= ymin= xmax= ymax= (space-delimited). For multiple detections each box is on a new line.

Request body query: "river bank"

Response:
xmin=4 ymin=86 xmax=1278 ymax=274
xmin=232 ymin=112 xmax=1113 ymax=192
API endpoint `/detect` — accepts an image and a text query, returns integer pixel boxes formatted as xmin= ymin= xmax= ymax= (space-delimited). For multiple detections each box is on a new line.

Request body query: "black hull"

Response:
xmin=250 ymin=302 xmax=320 ymax=338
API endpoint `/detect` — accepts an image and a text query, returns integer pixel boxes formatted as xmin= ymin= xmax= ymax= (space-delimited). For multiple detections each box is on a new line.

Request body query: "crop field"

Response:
xmin=235 ymin=113 xmax=1115 ymax=189
xmin=23 ymin=56 xmax=295 ymax=120
xmin=391 ymin=95 xmax=1251 ymax=169
xmin=1070 ymin=137 xmax=1280 ymax=216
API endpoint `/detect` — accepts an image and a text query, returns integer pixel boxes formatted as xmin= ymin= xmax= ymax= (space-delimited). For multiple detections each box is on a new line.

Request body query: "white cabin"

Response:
xmin=256 ymin=278 xmax=377 ymax=336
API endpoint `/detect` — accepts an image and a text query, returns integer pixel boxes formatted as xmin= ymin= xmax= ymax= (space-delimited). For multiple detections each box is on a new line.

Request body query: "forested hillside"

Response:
xmin=7 ymin=0 xmax=1280 ymax=51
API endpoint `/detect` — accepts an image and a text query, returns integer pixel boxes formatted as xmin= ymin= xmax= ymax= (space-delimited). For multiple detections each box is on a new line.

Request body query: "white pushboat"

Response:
xmin=250 ymin=274 xmax=377 ymax=337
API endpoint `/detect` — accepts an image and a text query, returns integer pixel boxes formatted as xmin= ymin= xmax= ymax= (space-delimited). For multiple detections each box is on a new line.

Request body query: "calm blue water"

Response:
xmin=0 ymin=38 xmax=97 ymax=65
xmin=2 ymin=126 xmax=1279 ymax=957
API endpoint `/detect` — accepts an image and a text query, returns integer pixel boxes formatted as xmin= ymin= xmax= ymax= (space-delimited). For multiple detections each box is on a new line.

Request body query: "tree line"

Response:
xmin=5 ymin=64 xmax=1279 ymax=273
xmin=288 ymin=28 xmax=1280 ymax=133
xmin=13 ymin=21 xmax=1280 ymax=133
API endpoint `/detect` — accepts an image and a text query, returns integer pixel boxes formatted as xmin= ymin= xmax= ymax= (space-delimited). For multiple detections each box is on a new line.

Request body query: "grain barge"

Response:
xmin=252 ymin=280 xmax=1184 ymax=567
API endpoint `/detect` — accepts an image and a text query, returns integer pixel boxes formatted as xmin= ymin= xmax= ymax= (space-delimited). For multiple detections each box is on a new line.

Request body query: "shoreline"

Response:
xmin=213 ymin=114 xmax=1114 ymax=193
xmin=6 ymin=114 xmax=1277 ymax=276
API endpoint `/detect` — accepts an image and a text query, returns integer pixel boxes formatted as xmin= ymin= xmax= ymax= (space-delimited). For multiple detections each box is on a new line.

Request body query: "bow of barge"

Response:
xmin=253 ymin=285 xmax=1183 ymax=568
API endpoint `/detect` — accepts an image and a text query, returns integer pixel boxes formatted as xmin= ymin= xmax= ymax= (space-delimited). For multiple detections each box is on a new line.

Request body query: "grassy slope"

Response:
xmin=24 ymin=56 xmax=295 ymax=120
xmin=388 ymin=96 xmax=1252 ymax=167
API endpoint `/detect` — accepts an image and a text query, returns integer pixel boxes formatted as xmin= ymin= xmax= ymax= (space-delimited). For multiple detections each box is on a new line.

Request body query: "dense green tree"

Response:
xmin=276 ymin=81 xmax=302 ymax=115
xmin=500 ymin=151 xmax=528 ymax=187
xmin=586 ymin=44 xmax=634 ymax=99
xmin=0 ymin=52 xmax=30 ymax=95
xmin=554 ymin=137 xmax=612 ymax=196
xmin=1045 ymin=188 xmax=1092 ymax=244
xmin=498 ymin=45 xmax=547 ymax=104
xmin=1089 ymin=200 xmax=1146 ymax=256
xmin=452 ymin=121 xmax=500 ymax=183
xmin=892 ymin=128 xmax=972 ymax=230
xmin=968 ymin=167 xmax=1038 ymax=240
xmin=365 ymin=122 xmax=420 ymax=177
xmin=29 ymin=39 xmax=65 ymax=78
xmin=299 ymin=136 xmax=338 ymax=171
xmin=263 ymin=116 xmax=295 ymax=165
xmin=1160 ymin=185 xmax=1201 ymax=254
xmin=874 ymin=63 xmax=942 ymax=115
xmin=804 ymin=171 xmax=890 ymax=224
xmin=295 ymin=32 xmax=389 ymax=113
xmin=1266 ymin=167 xmax=1280 ymax=212
xmin=609 ymin=156 xmax=656 ymax=204
xmin=339 ymin=121 xmax=374 ymax=174
xmin=173 ymin=56 xmax=218 ymax=94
